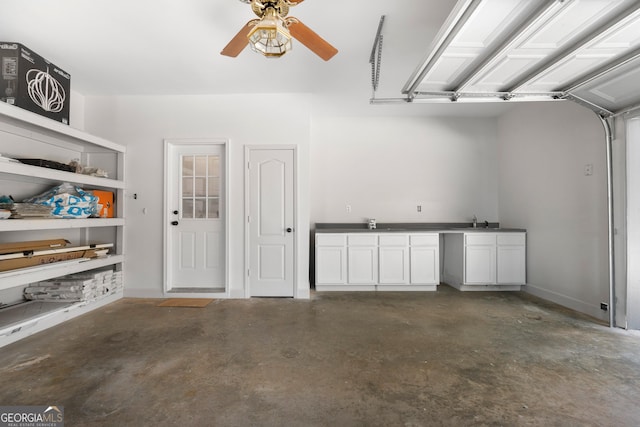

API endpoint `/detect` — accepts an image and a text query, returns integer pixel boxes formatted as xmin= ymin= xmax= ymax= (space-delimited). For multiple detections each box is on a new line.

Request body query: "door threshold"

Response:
xmin=168 ymin=287 xmax=225 ymax=294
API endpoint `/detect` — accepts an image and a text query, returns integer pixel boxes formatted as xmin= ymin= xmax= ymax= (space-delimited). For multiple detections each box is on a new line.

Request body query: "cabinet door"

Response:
xmin=410 ymin=246 xmax=439 ymax=284
xmin=379 ymin=246 xmax=409 ymax=284
xmin=497 ymin=245 xmax=526 ymax=284
xmin=348 ymin=246 xmax=378 ymax=284
xmin=464 ymin=245 xmax=496 ymax=284
xmin=316 ymin=246 xmax=347 ymax=284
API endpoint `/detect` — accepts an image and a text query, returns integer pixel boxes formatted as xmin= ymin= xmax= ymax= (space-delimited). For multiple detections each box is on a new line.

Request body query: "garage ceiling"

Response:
xmin=1 ymin=0 xmax=639 ymax=117
xmin=401 ymin=0 xmax=640 ymax=116
xmin=0 ymin=0 xmax=452 ymax=98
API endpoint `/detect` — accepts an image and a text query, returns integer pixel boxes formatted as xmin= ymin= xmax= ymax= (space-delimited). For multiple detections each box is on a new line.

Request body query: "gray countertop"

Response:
xmin=314 ymin=223 xmax=526 ymax=233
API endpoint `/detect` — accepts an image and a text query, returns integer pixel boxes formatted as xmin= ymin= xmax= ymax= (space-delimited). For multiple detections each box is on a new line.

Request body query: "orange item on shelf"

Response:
xmin=92 ymin=190 xmax=114 ymax=218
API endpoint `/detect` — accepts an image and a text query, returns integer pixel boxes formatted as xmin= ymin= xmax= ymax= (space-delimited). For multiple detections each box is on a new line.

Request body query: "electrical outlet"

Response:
xmin=600 ymin=302 xmax=609 ymax=311
xmin=584 ymin=164 xmax=593 ymax=176
xmin=346 ymin=204 xmax=351 ymax=213
xmin=417 ymin=205 xmax=422 ymax=212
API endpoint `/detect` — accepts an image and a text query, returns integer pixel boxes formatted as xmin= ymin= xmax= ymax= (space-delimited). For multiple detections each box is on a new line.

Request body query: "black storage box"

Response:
xmin=0 ymin=42 xmax=70 ymax=125
xmin=16 ymin=158 xmax=75 ymax=172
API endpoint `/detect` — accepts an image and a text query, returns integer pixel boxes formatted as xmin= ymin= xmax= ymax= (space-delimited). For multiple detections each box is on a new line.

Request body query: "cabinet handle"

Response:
xmin=286 ymin=227 xmax=293 ymax=233
xmin=171 ymin=221 xmax=179 ymax=226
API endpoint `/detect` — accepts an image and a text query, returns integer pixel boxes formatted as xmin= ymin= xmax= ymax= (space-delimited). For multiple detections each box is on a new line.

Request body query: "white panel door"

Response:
xmin=248 ymin=149 xmax=295 ymax=297
xmin=166 ymin=143 xmax=225 ymax=290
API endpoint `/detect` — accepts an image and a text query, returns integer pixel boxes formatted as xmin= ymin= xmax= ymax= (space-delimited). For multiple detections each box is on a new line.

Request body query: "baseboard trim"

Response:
xmin=524 ymin=284 xmax=608 ymax=322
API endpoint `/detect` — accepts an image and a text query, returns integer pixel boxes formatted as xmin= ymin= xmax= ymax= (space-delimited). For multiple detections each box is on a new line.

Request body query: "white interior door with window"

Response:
xmin=165 ymin=140 xmax=226 ymax=293
xmin=246 ymin=147 xmax=296 ymax=297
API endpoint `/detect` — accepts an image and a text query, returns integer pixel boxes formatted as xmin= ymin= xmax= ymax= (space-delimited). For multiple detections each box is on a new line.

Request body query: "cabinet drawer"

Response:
xmin=316 ymin=234 xmax=346 ymax=246
xmin=465 ymin=233 xmax=496 ymax=246
xmin=379 ymin=234 xmax=408 ymax=246
xmin=497 ymin=233 xmax=526 ymax=246
xmin=348 ymin=234 xmax=378 ymax=246
xmin=410 ymin=234 xmax=439 ymax=246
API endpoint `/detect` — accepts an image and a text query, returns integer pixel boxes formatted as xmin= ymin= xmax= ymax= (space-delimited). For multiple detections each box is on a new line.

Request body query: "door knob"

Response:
xmin=173 ymin=210 xmax=179 ymax=215
xmin=171 ymin=221 xmax=179 ymax=226
xmin=286 ymin=227 xmax=293 ymax=233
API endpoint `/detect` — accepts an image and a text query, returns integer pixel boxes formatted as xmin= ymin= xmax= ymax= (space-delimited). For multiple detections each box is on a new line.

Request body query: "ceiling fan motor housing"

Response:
xmin=252 ymin=0 xmax=290 ymax=18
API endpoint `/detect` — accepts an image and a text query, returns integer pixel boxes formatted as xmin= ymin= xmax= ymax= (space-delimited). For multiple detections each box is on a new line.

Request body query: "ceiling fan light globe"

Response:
xmin=247 ymin=11 xmax=292 ymax=57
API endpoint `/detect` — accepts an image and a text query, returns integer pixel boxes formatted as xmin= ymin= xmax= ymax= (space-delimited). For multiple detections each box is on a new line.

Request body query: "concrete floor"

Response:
xmin=2 ymin=286 xmax=640 ymax=426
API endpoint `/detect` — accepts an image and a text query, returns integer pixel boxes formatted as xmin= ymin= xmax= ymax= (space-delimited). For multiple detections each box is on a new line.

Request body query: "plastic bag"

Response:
xmin=23 ymin=183 xmax=98 ymax=218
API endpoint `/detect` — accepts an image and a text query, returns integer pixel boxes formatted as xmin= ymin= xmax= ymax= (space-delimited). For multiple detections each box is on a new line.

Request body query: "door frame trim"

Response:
xmin=244 ymin=145 xmax=298 ymax=298
xmin=163 ymin=138 xmax=230 ymax=297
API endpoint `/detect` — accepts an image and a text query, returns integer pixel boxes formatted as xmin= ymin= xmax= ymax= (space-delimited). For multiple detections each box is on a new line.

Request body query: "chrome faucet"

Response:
xmin=472 ymin=215 xmax=477 ymax=228
xmin=368 ymin=218 xmax=377 ymax=230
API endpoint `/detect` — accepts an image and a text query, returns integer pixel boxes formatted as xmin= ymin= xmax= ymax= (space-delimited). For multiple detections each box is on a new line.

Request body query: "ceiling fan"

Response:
xmin=220 ymin=0 xmax=338 ymax=61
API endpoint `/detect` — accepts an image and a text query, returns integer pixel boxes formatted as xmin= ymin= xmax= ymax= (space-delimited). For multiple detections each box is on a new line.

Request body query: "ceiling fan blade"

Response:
xmin=220 ymin=22 xmax=254 ymax=57
xmin=288 ymin=19 xmax=338 ymax=61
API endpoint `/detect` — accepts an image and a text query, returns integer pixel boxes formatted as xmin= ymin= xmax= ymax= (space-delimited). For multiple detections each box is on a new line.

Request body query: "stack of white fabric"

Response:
xmin=24 ymin=268 xmax=121 ymax=302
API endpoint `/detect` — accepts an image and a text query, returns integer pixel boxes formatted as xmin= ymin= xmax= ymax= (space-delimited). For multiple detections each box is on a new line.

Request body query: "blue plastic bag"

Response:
xmin=23 ymin=183 xmax=98 ymax=218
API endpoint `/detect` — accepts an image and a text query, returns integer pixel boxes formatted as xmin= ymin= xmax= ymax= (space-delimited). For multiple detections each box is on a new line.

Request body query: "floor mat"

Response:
xmin=157 ymin=298 xmax=214 ymax=308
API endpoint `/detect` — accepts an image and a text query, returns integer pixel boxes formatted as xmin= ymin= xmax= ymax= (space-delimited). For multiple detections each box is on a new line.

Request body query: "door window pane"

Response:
xmin=208 ymin=177 xmax=220 ymax=197
xmin=194 ymin=177 xmax=206 ymax=197
xmin=208 ymin=198 xmax=219 ymax=219
xmin=182 ymin=177 xmax=194 ymax=197
xmin=183 ymin=156 xmax=194 ymax=176
xmin=208 ymin=156 xmax=220 ymax=177
xmin=195 ymin=156 xmax=207 ymax=176
xmin=182 ymin=199 xmax=194 ymax=218
xmin=180 ymin=154 xmax=222 ymax=220
xmin=194 ymin=199 xmax=206 ymax=219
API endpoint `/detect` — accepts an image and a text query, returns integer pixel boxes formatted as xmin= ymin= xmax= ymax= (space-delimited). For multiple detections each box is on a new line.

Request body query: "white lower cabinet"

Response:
xmin=347 ymin=234 xmax=378 ymax=284
xmin=410 ymin=234 xmax=439 ymax=285
xmin=465 ymin=234 xmax=497 ymax=284
xmin=443 ymin=232 xmax=526 ymax=291
xmin=316 ymin=232 xmax=439 ymax=291
xmin=497 ymin=234 xmax=527 ymax=284
xmin=315 ymin=234 xmax=347 ymax=284
xmin=379 ymin=235 xmax=409 ymax=284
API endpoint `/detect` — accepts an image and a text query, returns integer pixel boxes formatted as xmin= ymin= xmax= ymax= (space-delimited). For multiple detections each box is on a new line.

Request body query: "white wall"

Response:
xmin=84 ymin=94 xmax=311 ymax=299
xmin=80 ymin=92 xmax=612 ymax=322
xmin=310 ymin=114 xmax=499 ymax=224
xmin=497 ymin=101 xmax=609 ymax=321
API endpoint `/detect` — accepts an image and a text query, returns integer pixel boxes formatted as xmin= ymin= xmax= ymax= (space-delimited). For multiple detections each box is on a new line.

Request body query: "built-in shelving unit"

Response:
xmin=0 ymin=102 xmax=126 ymax=348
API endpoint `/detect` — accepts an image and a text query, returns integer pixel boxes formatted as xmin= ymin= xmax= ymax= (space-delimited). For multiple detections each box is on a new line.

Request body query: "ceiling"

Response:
xmin=1 ymin=0 xmax=639 ymax=117
xmin=0 ymin=0 xmax=453 ymax=98
xmin=404 ymin=0 xmax=640 ymax=116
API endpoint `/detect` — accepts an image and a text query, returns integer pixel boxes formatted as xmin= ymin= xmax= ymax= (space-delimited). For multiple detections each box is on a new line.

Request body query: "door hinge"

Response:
xmin=247 ymin=269 xmax=250 ymax=277
xmin=247 ymin=161 xmax=251 ymax=169
xmin=247 ymin=215 xmax=250 ymax=223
